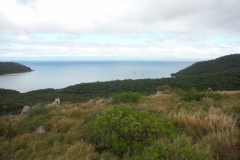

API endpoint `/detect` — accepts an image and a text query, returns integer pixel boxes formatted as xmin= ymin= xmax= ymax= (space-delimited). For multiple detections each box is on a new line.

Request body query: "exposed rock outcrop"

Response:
xmin=21 ymin=105 xmax=31 ymax=115
xmin=35 ymin=126 xmax=46 ymax=134
xmin=96 ymin=99 xmax=104 ymax=104
xmin=47 ymin=98 xmax=61 ymax=107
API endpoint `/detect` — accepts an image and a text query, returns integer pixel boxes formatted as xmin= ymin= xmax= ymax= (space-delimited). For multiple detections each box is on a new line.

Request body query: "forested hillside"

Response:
xmin=0 ymin=62 xmax=33 ymax=75
xmin=172 ymin=53 xmax=240 ymax=76
xmin=1 ymin=54 xmax=240 ymax=115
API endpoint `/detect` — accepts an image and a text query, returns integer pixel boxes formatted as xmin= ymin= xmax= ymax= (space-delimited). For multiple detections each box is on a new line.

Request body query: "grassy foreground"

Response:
xmin=1 ymin=91 xmax=240 ymax=160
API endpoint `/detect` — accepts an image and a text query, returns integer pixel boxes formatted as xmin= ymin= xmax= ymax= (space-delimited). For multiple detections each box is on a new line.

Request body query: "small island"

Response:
xmin=0 ymin=62 xmax=33 ymax=75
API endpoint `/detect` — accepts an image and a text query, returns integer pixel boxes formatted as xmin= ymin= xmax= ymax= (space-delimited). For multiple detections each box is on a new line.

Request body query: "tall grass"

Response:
xmin=169 ymin=106 xmax=239 ymax=159
xmin=0 ymin=92 xmax=240 ymax=159
xmin=170 ymin=106 xmax=238 ymax=136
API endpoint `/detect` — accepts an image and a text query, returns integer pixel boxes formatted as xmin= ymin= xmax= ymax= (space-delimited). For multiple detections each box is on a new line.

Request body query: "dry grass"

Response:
xmin=169 ymin=106 xmax=240 ymax=159
xmin=215 ymin=90 xmax=240 ymax=95
xmin=170 ymin=106 xmax=238 ymax=135
xmin=1 ymin=93 xmax=240 ymax=159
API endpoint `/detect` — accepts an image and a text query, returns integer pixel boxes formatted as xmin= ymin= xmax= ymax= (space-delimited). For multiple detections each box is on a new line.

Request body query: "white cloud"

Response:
xmin=0 ymin=0 xmax=240 ymax=60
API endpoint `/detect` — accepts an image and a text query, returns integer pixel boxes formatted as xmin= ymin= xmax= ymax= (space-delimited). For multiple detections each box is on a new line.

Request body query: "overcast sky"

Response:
xmin=0 ymin=0 xmax=240 ymax=61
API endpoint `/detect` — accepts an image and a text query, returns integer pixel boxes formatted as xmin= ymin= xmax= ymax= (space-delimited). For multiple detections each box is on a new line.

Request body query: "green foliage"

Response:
xmin=84 ymin=106 xmax=175 ymax=157
xmin=134 ymin=135 xmax=207 ymax=160
xmin=113 ymin=92 xmax=141 ymax=104
xmin=0 ymin=119 xmax=18 ymax=138
xmin=157 ymin=85 xmax=172 ymax=93
xmin=172 ymin=54 xmax=240 ymax=77
xmin=1 ymin=54 xmax=240 ymax=115
xmin=27 ymin=107 xmax=51 ymax=118
xmin=18 ymin=107 xmax=51 ymax=133
xmin=183 ymin=88 xmax=230 ymax=102
xmin=0 ymin=62 xmax=32 ymax=75
xmin=183 ymin=88 xmax=204 ymax=101
xmin=18 ymin=116 xmax=46 ymax=133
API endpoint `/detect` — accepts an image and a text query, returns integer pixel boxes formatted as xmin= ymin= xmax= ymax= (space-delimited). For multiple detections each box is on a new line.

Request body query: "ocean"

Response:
xmin=0 ymin=61 xmax=195 ymax=93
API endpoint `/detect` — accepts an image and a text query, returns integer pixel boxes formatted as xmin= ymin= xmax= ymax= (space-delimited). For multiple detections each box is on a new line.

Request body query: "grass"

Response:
xmin=0 ymin=92 xmax=240 ymax=159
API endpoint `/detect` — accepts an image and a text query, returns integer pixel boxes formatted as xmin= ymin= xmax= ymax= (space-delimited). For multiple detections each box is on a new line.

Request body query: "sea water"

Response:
xmin=0 ymin=61 xmax=195 ymax=93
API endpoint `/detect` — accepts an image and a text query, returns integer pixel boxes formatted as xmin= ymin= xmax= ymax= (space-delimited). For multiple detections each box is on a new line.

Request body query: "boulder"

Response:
xmin=88 ymin=99 xmax=94 ymax=103
xmin=46 ymin=98 xmax=61 ymax=107
xmin=55 ymin=98 xmax=60 ymax=105
xmin=96 ymin=99 xmax=104 ymax=104
xmin=21 ymin=105 xmax=31 ymax=115
xmin=207 ymin=88 xmax=213 ymax=92
xmin=35 ymin=126 xmax=46 ymax=134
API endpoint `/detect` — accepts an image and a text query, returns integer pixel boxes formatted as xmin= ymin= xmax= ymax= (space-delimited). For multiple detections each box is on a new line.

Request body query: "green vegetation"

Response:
xmin=0 ymin=91 xmax=239 ymax=159
xmin=84 ymin=106 xmax=175 ymax=157
xmin=172 ymin=53 xmax=240 ymax=76
xmin=112 ymin=92 xmax=141 ymax=104
xmin=134 ymin=135 xmax=208 ymax=160
xmin=0 ymin=62 xmax=33 ymax=75
xmin=0 ymin=54 xmax=240 ymax=159
xmin=1 ymin=54 xmax=240 ymax=115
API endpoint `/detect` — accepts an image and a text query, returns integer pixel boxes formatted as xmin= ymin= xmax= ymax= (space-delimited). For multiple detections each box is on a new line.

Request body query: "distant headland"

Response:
xmin=0 ymin=62 xmax=33 ymax=75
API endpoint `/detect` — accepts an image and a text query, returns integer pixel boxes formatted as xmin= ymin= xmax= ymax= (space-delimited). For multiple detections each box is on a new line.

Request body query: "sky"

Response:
xmin=0 ymin=0 xmax=240 ymax=61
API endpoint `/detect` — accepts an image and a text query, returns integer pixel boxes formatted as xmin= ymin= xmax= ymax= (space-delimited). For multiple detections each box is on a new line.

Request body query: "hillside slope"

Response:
xmin=172 ymin=54 xmax=240 ymax=77
xmin=0 ymin=93 xmax=239 ymax=159
xmin=0 ymin=62 xmax=33 ymax=75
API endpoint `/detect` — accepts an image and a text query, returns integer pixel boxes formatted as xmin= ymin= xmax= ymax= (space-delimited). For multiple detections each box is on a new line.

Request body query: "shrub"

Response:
xmin=112 ymin=92 xmax=141 ymax=104
xmin=157 ymin=85 xmax=172 ymax=93
xmin=0 ymin=119 xmax=17 ymax=138
xmin=18 ymin=116 xmax=46 ymax=133
xmin=84 ymin=106 xmax=175 ymax=157
xmin=205 ymin=92 xmax=229 ymax=100
xmin=27 ymin=107 xmax=51 ymax=118
xmin=183 ymin=87 xmax=204 ymax=101
xmin=134 ymin=135 xmax=208 ymax=160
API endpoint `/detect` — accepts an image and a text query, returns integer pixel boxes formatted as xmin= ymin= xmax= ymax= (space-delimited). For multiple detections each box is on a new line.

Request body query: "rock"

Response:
xmin=207 ymin=88 xmax=213 ymax=92
xmin=157 ymin=91 xmax=162 ymax=94
xmin=62 ymin=109 xmax=66 ymax=112
xmin=96 ymin=99 xmax=104 ymax=104
xmin=46 ymin=98 xmax=61 ymax=107
xmin=55 ymin=98 xmax=60 ymax=105
xmin=35 ymin=126 xmax=46 ymax=134
xmin=21 ymin=105 xmax=31 ymax=115
xmin=88 ymin=99 xmax=94 ymax=103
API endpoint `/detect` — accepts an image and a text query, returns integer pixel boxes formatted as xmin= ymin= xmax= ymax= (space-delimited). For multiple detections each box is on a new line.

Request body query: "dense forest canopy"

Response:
xmin=171 ymin=53 xmax=240 ymax=77
xmin=0 ymin=62 xmax=33 ymax=75
xmin=1 ymin=54 xmax=240 ymax=114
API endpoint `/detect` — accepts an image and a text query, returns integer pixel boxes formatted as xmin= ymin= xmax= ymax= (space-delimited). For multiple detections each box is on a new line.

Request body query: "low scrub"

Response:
xmin=183 ymin=87 xmax=204 ymax=101
xmin=112 ymin=92 xmax=141 ymax=104
xmin=134 ymin=135 xmax=209 ymax=160
xmin=0 ymin=118 xmax=18 ymax=138
xmin=183 ymin=88 xmax=229 ymax=102
xmin=84 ymin=106 xmax=175 ymax=157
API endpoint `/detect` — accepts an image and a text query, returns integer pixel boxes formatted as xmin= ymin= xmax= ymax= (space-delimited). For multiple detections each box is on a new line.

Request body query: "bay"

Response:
xmin=0 ymin=61 xmax=195 ymax=93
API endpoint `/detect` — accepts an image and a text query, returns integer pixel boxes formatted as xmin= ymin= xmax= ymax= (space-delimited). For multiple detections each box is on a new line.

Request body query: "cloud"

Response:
xmin=0 ymin=0 xmax=240 ymax=60
xmin=0 ymin=0 xmax=239 ymax=34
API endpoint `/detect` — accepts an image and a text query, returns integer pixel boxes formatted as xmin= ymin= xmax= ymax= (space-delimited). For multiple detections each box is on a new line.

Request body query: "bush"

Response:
xmin=157 ymin=85 xmax=172 ymax=93
xmin=0 ymin=119 xmax=17 ymax=138
xmin=27 ymin=107 xmax=51 ymax=118
xmin=205 ymin=92 xmax=229 ymax=100
xmin=17 ymin=107 xmax=52 ymax=133
xmin=112 ymin=92 xmax=141 ymax=104
xmin=134 ymin=135 xmax=208 ymax=160
xmin=84 ymin=106 xmax=175 ymax=157
xmin=183 ymin=87 xmax=204 ymax=101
